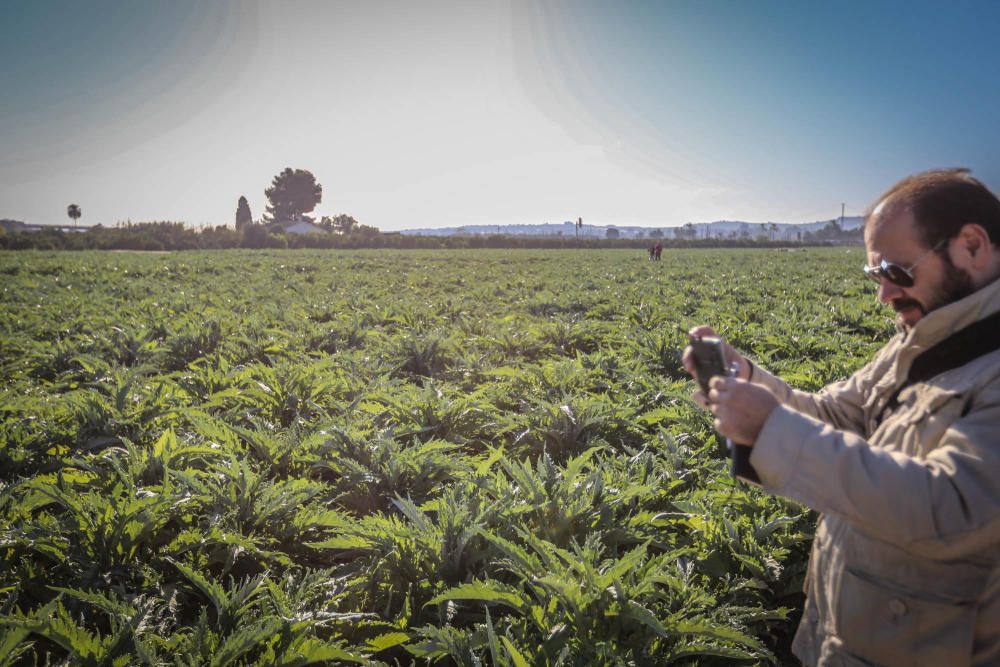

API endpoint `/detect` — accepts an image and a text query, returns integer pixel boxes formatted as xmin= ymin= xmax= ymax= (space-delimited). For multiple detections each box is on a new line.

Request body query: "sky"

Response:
xmin=3 ymin=0 xmax=1000 ymax=231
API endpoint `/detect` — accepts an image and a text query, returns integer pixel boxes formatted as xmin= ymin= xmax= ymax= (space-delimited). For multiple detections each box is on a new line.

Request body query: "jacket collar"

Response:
xmin=902 ymin=274 xmax=1000 ymax=351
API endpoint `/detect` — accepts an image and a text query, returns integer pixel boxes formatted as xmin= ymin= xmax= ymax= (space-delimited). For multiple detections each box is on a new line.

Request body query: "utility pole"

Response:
xmin=841 ymin=203 xmax=845 ymax=227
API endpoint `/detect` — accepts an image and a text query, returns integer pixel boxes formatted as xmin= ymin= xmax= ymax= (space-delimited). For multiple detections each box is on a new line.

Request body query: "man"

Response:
xmin=684 ymin=169 xmax=1000 ymax=666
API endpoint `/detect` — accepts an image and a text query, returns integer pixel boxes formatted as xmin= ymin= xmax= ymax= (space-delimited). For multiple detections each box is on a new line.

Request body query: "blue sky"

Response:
xmin=2 ymin=0 xmax=1000 ymax=230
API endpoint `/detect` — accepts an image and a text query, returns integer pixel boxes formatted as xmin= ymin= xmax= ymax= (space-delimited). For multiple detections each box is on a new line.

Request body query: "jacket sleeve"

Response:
xmin=748 ymin=340 xmax=898 ymax=435
xmin=751 ymin=382 xmax=1000 ymax=560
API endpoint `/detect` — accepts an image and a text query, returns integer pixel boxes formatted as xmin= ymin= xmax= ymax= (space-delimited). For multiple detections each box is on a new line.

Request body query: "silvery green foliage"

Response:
xmin=0 ymin=248 xmax=883 ymax=664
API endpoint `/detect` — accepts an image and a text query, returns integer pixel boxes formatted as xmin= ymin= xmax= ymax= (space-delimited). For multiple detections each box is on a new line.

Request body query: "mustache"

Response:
xmin=892 ymin=298 xmax=927 ymax=314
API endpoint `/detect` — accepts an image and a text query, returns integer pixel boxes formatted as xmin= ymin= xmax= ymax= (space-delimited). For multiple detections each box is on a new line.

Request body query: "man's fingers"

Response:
xmin=681 ymin=348 xmax=695 ymax=375
xmin=708 ymin=376 xmax=733 ymax=399
xmin=693 ymin=389 xmax=709 ymax=410
xmin=687 ymin=325 xmax=716 ymax=341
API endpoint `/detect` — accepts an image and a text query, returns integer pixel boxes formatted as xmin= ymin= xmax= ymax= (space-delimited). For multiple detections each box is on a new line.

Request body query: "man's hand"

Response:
xmin=681 ymin=324 xmax=776 ymax=444
xmin=707 ymin=376 xmax=780 ymax=446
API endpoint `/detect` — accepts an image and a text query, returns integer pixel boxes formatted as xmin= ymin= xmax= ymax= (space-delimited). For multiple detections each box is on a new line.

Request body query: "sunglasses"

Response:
xmin=863 ymin=240 xmax=947 ymax=287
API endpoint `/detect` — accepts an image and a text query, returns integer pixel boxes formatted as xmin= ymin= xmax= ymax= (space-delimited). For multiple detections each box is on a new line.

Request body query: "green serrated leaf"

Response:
xmin=306 ymin=535 xmax=371 ymax=550
xmin=367 ymin=632 xmax=411 ymax=651
xmin=426 ymin=582 xmax=527 ymax=613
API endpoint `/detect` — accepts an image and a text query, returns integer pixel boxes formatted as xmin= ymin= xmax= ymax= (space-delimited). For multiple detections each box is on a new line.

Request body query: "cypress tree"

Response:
xmin=235 ymin=196 xmax=252 ymax=230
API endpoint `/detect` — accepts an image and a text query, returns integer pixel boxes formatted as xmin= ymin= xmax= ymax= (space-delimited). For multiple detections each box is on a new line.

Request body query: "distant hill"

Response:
xmin=400 ymin=217 xmax=864 ymax=240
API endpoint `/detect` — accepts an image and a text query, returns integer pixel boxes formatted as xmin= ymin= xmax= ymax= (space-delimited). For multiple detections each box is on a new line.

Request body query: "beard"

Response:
xmin=930 ymin=257 xmax=976 ymax=311
xmin=892 ymin=258 xmax=975 ymax=320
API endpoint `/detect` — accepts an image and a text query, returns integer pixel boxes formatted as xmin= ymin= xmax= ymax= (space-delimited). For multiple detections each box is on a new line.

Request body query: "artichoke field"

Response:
xmin=0 ymin=248 xmax=889 ymax=665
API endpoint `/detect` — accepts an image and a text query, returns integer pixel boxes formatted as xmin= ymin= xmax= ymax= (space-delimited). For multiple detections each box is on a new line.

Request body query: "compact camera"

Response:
xmin=690 ymin=336 xmax=728 ymax=394
xmin=690 ymin=335 xmax=762 ymax=485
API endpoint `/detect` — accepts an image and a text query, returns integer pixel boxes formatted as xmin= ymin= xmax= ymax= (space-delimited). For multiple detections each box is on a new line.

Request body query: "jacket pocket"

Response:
xmin=874 ymin=388 xmax=963 ymax=457
xmin=835 ymin=566 xmax=976 ymax=666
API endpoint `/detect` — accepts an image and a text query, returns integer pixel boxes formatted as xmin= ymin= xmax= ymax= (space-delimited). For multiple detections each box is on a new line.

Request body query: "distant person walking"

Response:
xmin=654 ymin=242 xmax=663 ymax=261
xmin=648 ymin=244 xmax=656 ymax=260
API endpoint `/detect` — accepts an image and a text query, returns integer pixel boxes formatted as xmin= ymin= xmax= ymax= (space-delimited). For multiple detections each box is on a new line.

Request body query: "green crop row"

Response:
xmin=0 ymin=248 xmax=889 ymax=665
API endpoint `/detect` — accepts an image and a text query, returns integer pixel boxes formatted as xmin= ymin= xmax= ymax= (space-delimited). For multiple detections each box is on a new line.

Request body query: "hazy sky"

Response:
xmin=3 ymin=0 xmax=1000 ymax=231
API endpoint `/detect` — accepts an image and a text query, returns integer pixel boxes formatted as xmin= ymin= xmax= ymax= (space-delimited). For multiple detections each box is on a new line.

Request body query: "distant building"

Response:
xmin=269 ymin=218 xmax=329 ymax=235
xmin=0 ymin=219 xmax=87 ymax=233
xmin=0 ymin=219 xmax=26 ymax=232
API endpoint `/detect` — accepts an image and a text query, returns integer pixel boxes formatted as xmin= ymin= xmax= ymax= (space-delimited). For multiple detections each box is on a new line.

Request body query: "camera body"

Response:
xmin=690 ymin=336 xmax=728 ymax=394
xmin=690 ymin=335 xmax=762 ymax=486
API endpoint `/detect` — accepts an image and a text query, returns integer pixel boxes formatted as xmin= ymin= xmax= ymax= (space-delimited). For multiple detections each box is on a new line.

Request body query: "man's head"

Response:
xmin=864 ymin=169 xmax=1000 ymax=327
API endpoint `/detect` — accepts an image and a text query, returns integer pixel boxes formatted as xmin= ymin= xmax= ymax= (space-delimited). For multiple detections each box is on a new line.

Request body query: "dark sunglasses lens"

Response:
xmin=863 ymin=262 xmax=914 ymax=287
xmin=883 ymin=263 xmax=914 ymax=287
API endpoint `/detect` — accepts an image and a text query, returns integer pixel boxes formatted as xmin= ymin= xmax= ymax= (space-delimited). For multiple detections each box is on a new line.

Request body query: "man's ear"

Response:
xmin=956 ymin=223 xmax=991 ymax=263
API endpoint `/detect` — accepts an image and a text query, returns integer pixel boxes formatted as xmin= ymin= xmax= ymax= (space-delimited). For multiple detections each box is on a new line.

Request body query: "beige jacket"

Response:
xmin=750 ymin=276 xmax=1000 ymax=666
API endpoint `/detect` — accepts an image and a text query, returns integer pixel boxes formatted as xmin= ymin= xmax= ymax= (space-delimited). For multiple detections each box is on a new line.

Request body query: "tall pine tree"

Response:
xmin=264 ymin=168 xmax=322 ymax=223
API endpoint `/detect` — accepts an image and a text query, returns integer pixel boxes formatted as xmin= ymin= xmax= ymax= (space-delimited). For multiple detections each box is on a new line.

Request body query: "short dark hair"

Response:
xmin=866 ymin=168 xmax=1000 ymax=249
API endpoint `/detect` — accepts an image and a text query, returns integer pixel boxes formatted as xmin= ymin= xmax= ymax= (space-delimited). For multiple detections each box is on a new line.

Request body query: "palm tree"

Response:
xmin=67 ymin=204 xmax=82 ymax=228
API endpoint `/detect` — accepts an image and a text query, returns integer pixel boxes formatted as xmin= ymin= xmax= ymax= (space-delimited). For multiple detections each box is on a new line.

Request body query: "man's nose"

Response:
xmin=877 ymin=278 xmax=904 ymax=304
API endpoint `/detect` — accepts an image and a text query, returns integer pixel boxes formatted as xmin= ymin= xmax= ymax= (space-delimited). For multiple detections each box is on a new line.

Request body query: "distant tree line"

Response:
xmin=3 ymin=166 xmax=862 ymax=251
xmin=0 ymin=223 xmax=860 ymax=252
xmin=801 ymin=219 xmax=863 ymax=243
xmin=0 ymin=221 xmax=384 ymax=251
